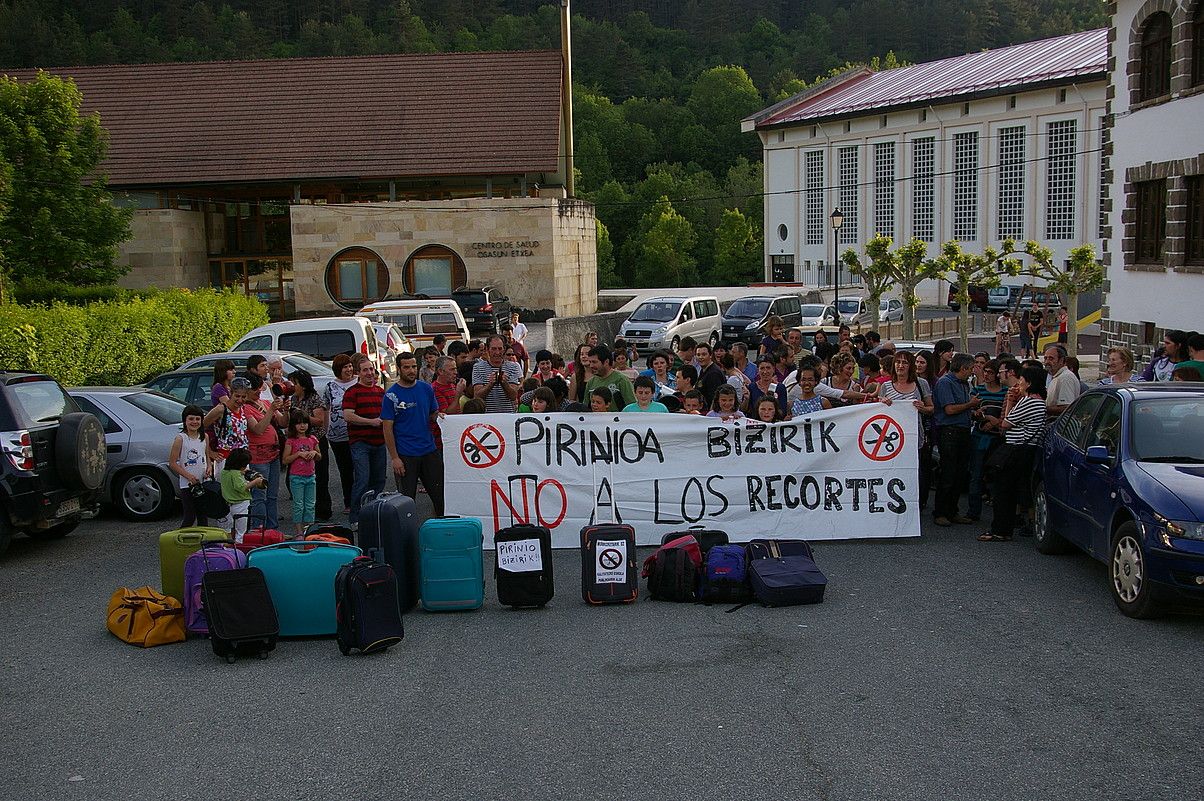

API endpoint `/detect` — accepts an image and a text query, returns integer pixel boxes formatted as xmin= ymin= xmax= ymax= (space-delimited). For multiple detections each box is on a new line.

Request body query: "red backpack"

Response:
xmin=641 ymin=535 xmax=703 ymax=602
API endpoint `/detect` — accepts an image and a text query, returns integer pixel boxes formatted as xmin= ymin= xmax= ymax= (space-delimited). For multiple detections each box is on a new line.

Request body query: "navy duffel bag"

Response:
xmin=747 ymin=539 xmax=827 ymax=606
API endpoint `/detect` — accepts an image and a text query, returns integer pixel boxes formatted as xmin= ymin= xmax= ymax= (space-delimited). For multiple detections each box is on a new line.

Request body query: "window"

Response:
xmin=1056 ymin=394 xmax=1104 ymax=451
xmin=912 ymin=137 xmax=935 ymax=242
xmin=1187 ymin=175 xmax=1204 ymax=265
xmin=1045 ymin=120 xmax=1077 ymax=240
xmin=997 ymin=126 xmax=1026 ymax=240
xmin=804 ymin=151 xmax=825 ymax=245
xmin=777 ymin=223 xmax=788 ymax=241
xmin=1138 ymin=12 xmax=1172 ymax=101
xmin=71 ymin=396 xmax=122 ymax=434
xmin=771 ymin=255 xmax=795 ymax=282
xmin=838 ymin=146 xmax=859 ymax=245
xmin=402 ymin=245 xmax=466 ymax=297
xmin=1086 ymin=397 xmax=1123 ymax=457
xmin=325 ymin=247 xmax=389 ymax=309
xmin=1134 ymin=179 xmax=1167 ymax=264
xmin=278 ymin=331 xmax=357 ymax=362
xmin=953 ymin=132 xmax=979 ymax=241
xmin=125 ymin=391 xmax=188 ymax=426
xmin=233 ymin=335 xmax=272 ymax=352
xmin=873 ymin=141 xmax=896 ymax=239
xmin=420 ymin=313 xmax=462 ymax=334
xmin=1194 ymin=6 xmax=1204 ymax=87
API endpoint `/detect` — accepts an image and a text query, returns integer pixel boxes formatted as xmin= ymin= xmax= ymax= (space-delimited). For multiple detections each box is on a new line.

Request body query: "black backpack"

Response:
xmin=641 ymin=535 xmax=702 ymax=602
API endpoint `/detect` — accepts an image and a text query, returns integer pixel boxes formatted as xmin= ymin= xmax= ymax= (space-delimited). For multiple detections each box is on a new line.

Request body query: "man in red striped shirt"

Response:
xmin=342 ymin=358 xmax=387 ymax=527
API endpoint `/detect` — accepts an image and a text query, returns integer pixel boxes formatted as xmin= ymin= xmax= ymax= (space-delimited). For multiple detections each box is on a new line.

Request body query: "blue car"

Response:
xmin=1035 ymin=383 xmax=1204 ymax=618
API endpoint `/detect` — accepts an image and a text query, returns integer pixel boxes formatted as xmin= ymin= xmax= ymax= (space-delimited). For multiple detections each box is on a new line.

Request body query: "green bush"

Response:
xmin=11 ymin=279 xmax=153 ymax=307
xmin=0 ymin=289 xmax=269 ymax=386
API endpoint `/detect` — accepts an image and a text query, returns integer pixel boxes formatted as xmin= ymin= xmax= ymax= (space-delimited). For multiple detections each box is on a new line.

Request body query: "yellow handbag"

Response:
xmin=106 ymin=586 xmax=187 ymax=647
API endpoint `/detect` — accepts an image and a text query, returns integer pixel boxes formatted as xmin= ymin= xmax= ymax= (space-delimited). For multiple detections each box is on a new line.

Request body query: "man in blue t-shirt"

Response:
xmin=381 ymin=351 xmax=444 ymax=515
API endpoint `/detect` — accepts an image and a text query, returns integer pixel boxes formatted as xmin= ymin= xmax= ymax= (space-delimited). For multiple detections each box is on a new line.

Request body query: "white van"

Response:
xmin=356 ymin=299 xmax=470 ymax=348
xmin=231 ymin=317 xmax=384 ymax=377
xmin=619 ymin=295 xmax=722 ymax=354
xmin=834 ymin=296 xmax=875 ymax=326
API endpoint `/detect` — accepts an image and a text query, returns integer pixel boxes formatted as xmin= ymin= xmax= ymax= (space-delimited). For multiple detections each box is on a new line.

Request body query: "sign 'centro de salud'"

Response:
xmin=470 ymin=240 xmax=541 ymax=258
xmin=441 ymin=404 xmax=920 ymax=548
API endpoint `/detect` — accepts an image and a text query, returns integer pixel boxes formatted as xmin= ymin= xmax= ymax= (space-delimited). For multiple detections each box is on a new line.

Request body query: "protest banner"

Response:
xmin=442 ymin=403 xmax=920 ymax=548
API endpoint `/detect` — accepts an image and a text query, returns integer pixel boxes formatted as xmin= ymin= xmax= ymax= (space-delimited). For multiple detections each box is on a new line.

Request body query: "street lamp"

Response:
xmin=830 ymin=208 xmax=844 ymax=311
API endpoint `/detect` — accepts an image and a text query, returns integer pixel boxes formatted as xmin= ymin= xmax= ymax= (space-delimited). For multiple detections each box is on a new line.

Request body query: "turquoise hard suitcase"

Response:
xmin=419 ymin=516 xmax=484 ymax=611
xmin=247 ymin=541 xmax=362 ymax=636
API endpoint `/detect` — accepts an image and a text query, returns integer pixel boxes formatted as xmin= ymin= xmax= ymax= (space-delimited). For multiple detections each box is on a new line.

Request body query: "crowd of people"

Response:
xmin=164 ymin=316 xmax=1204 ymax=542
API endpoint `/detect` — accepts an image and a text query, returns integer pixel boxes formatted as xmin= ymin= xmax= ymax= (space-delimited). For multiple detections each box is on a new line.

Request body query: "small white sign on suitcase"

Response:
xmin=594 ymin=540 xmax=628 ymax=584
xmin=497 ymin=539 xmax=543 ymax=573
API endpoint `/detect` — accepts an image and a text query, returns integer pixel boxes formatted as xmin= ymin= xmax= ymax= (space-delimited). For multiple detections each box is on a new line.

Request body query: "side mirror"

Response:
xmin=1085 ymin=445 xmax=1112 ymax=465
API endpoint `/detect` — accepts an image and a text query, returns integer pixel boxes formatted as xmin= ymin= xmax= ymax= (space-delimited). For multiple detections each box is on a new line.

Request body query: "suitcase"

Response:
xmin=580 ymin=524 xmax=639 ymax=605
xmin=234 ymin=527 xmax=287 ymax=554
xmin=357 ymin=492 xmax=421 ymax=613
xmin=642 ymin=534 xmax=703 ymax=602
xmin=419 ymin=516 xmax=484 ymax=612
xmin=747 ymin=539 xmax=827 ymax=607
xmin=202 ymin=567 xmax=278 ymax=663
xmin=335 ymin=554 xmax=404 ymax=655
xmin=247 ymin=541 xmax=362 ymax=636
xmin=306 ymin=523 xmax=355 ymax=545
xmin=183 ymin=543 xmax=247 ymax=634
xmin=661 ymin=526 xmax=729 ymax=555
xmin=494 ymin=524 xmax=554 ymax=608
xmin=159 ymin=526 xmax=230 ymax=602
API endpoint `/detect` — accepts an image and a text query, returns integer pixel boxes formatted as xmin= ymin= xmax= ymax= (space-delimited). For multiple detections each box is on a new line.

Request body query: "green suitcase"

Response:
xmin=159 ymin=527 xmax=230 ymax=602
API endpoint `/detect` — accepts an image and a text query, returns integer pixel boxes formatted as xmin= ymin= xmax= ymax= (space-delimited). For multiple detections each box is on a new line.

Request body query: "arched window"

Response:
xmin=1192 ymin=4 xmax=1204 ymax=87
xmin=402 ymin=245 xmax=467 ymax=296
xmin=1138 ymin=12 xmax=1173 ymax=101
xmin=325 ymin=247 xmax=390 ymax=309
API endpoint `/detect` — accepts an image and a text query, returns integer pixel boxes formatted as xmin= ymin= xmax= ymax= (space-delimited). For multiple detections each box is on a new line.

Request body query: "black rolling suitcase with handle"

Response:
xmin=335 ymin=552 xmax=404 ymax=655
xmin=580 ymin=523 xmax=638 ymax=605
xmin=202 ymin=567 xmax=279 ymax=664
xmin=747 ymin=538 xmax=827 ymax=607
xmin=494 ymin=524 xmax=555 ymax=608
xmin=357 ymin=491 xmax=421 ymax=613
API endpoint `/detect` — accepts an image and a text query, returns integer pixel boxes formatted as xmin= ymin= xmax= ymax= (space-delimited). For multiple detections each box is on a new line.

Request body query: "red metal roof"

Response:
xmin=754 ymin=29 xmax=1107 ymax=128
xmin=3 ymin=50 xmax=564 ymax=187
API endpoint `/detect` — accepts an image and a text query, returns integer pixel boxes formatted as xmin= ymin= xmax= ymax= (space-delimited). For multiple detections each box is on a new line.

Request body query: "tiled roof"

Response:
xmin=3 ymin=50 xmax=564 ymax=186
xmin=751 ymin=29 xmax=1108 ymax=129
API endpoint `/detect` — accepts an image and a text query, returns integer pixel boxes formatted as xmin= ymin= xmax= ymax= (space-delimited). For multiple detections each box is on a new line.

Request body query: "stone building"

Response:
xmin=1100 ymin=0 xmax=1204 ymax=361
xmin=6 ymin=50 xmax=596 ymax=318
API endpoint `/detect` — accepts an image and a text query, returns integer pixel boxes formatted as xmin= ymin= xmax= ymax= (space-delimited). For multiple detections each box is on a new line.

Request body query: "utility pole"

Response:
xmin=561 ymin=0 xmax=575 ymax=198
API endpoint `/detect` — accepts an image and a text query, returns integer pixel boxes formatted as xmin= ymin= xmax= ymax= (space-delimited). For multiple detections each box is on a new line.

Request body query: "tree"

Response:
xmin=711 ymin=208 xmax=761 ymax=285
xmin=633 ymin=196 xmax=697 ymax=288
xmin=995 ymin=239 xmax=1103 ymax=355
xmin=842 ymin=236 xmax=940 ymax=339
xmin=595 ymin=219 xmax=619 ymax=289
xmin=932 ymin=240 xmax=1019 ymax=350
xmin=0 ymin=72 xmax=132 ymax=286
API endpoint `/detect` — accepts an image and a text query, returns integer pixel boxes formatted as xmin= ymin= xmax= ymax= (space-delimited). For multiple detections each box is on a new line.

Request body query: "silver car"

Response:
xmin=799 ymin=304 xmax=838 ymax=327
xmin=878 ymin=298 xmax=904 ymax=322
xmin=372 ymin=323 xmax=414 ymax=382
xmin=67 ymin=388 xmax=189 ymax=521
xmin=177 ymin=351 xmax=336 ymax=396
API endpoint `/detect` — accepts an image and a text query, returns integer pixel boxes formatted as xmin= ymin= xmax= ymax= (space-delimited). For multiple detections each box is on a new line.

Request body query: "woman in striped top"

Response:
xmin=979 ymin=366 xmax=1048 ymax=542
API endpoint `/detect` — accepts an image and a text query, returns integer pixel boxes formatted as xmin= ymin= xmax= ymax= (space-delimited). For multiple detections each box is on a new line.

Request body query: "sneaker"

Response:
xmin=933 ymin=516 xmax=953 ymax=527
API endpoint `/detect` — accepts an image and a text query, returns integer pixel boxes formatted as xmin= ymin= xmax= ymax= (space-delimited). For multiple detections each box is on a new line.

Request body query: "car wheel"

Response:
xmin=24 ymin=516 xmax=80 ymax=541
xmin=1110 ymin=521 xmax=1163 ymax=619
xmin=115 ymin=469 xmax=174 ymax=521
xmin=1033 ymin=482 xmax=1072 ymax=554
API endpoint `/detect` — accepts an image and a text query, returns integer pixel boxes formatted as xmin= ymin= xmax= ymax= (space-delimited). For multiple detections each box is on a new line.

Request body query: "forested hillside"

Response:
xmin=0 ymin=0 xmax=1108 ymax=287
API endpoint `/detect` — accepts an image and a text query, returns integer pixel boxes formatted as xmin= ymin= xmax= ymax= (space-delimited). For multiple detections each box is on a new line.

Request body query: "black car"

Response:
xmin=0 ymin=372 xmax=108 ymax=556
xmin=721 ymin=295 xmax=803 ymax=347
xmin=453 ymin=286 xmax=511 ymax=334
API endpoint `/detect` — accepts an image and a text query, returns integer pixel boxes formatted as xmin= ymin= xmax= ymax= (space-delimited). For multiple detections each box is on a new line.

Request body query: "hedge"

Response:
xmin=12 ymin=280 xmax=155 ymax=307
xmin=0 ymin=289 xmax=269 ymax=386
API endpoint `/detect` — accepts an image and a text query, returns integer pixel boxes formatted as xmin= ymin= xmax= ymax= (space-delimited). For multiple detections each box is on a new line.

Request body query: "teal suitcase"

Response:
xmin=419 ymin=516 xmax=484 ymax=611
xmin=247 ymin=541 xmax=362 ymax=635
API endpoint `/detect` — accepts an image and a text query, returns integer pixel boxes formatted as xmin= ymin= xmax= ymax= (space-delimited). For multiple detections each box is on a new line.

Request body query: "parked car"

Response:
xmin=68 ymin=388 xmax=190 ymax=522
xmin=1035 ymin=384 xmax=1204 ymax=618
xmin=181 ymin=351 xmax=335 ymax=385
xmin=452 ymin=286 xmax=512 ymax=334
xmin=720 ymin=295 xmax=803 ymax=347
xmin=834 ymin=296 xmax=874 ymax=326
xmin=0 ymin=372 xmax=107 ymax=556
xmin=357 ymin=299 xmax=470 ymax=348
xmin=799 ymin=304 xmax=839 ymax=327
xmin=231 ymin=317 xmax=385 ymax=379
xmin=1018 ymin=289 xmax=1062 ymax=311
xmin=986 ymin=285 xmax=1023 ymax=312
xmin=372 ymin=322 xmax=414 ymax=382
xmin=947 ymin=284 xmax=989 ymax=312
xmin=878 ymin=298 xmax=904 ymax=322
xmin=143 ymin=368 xmax=219 ymax=409
xmin=889 ymin=340 xmax=936 ymax=354
xmin=618 ymin=295 xmax=722 ymax=354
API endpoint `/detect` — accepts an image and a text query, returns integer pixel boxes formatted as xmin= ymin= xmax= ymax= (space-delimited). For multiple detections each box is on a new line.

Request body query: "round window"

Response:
xmin=324 ymin=247 xmax=390 ymax=310
xmin=778 ymin=224 xmax=789 ymax=241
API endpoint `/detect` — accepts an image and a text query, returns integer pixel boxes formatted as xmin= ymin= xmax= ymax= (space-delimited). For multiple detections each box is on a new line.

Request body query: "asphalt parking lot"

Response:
xmin=2 ymin=489 xmax=1202 ymax=801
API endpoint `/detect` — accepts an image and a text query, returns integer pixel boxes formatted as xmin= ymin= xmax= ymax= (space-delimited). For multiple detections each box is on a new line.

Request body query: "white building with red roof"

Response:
xmin=743 ymin=30 xmax=1108 ymax=304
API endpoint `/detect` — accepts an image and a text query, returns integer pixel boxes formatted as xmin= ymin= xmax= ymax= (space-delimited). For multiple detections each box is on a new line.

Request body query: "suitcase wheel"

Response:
xmin=339 ymin=644 xmax=350 ymax=656
xmin=225 ymin=655 xmax=236 ymax=665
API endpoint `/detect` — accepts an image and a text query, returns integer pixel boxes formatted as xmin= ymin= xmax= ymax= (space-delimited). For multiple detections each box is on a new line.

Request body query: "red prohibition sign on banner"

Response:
xmin=460 ymin=423 xmax=506 ymax=468
xmin=859 ymin=414 xmax=904 ymax=462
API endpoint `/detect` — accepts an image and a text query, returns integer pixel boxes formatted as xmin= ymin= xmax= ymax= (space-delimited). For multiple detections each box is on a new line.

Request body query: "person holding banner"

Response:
xmin=707 ymin=385 xmax=746 ymax=421
xmin=623 ymin=376 xmax=669 ymax=413
xmin=788 ymin=365 xmax=832 ymax=417
xmin=585 ymin=346 xmax=637 ymax=412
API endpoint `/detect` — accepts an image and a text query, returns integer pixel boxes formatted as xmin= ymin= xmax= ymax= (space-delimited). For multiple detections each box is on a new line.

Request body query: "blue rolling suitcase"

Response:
xmin=358 ymin=492 xmax=421 ymax=613
xmin=419 ymin=516 xmax=484 ymax=611
xmin=247 ymin=541 xmax=362 ymax=635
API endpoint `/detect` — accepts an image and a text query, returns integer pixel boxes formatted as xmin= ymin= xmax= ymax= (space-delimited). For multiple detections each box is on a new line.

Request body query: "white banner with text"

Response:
xmin=441 ymin=403 xmax=920 ymax=548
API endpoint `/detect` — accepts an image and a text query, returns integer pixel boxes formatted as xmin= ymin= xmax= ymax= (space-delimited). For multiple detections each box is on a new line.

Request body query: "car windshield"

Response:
xmin=123 ymin=390 xmax=186 ymax=425
xmin=454 ymin=292 xmax=487 ymax=306
xmin=628 ymin=302 xmax=680 ymax=323
xmin=800 ymin=305 xmax=827 ymax=316
xmin=1130 ymin=398 xmax=1204 ymax=462
xmin=836 ymin=299 xmax=861 ymax=313
xmin=726 ymin=299 xmax=770 ymax=318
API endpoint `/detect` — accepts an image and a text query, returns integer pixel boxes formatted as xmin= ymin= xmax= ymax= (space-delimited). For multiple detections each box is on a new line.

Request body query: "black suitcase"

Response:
xmin=335 ymin=554 xmax=404 ymax=655
xmin=747 ymin=539 xmax=827 ymax=607
xmin=494 ymin=524 xmax=554 ymax=608
xmin=580 ymin=523 xmax=638 ymax=605
xmin=201 ymin=567 xmax=279 ymax=663
xmin=661 ymin=526 xmax=729 ymax=554
xmin=357 ymin=491 xmax=421 ymax=613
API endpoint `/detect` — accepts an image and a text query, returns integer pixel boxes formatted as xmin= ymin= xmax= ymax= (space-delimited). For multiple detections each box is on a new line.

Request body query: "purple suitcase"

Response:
xmin=184 ymin=543 xmax=247 ymax=634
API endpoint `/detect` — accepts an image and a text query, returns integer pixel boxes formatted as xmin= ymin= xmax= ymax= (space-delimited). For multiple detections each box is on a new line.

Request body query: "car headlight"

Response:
xmin=1150 ymin=513 xmax=1204 ymax=543
xmin=745 ymin=322 xmax=759 ymax=331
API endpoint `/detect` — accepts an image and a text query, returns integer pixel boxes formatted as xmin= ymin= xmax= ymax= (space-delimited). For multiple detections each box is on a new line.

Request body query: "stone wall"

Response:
xmin=117 ymin=209 xmax=208 ymax=289
xmin=290 ymin=198 xmax=596 ymax=317
xmin=546 ymin=311 xmax=630 ymax=358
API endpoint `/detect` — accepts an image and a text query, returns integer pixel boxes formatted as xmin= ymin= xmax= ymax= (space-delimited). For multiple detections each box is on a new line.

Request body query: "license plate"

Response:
xmin=56 ymin=498 xmax=80 ymax=517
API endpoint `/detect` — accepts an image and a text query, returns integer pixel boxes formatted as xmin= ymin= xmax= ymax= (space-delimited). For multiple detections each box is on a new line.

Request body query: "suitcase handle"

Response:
xmin=249 ymin=541 xmax=361 ymax=554
xmin=173 ymin=529 xmax=223 ymax=546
